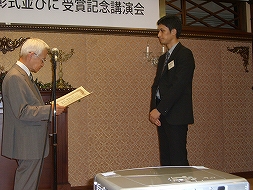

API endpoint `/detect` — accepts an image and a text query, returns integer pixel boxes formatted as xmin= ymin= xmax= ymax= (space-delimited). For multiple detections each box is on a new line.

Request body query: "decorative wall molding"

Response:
xmin=227 ymin=46 xmax=250 ymax=72
xmin=0 ymin=36 xmax=29 ymax=54
xmin=0 ymin=24 xmax=252 ymax=41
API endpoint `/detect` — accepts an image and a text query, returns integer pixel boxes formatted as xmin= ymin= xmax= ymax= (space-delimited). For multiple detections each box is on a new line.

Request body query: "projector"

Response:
xmin=94 ymin=166 xmax=249 ymax=190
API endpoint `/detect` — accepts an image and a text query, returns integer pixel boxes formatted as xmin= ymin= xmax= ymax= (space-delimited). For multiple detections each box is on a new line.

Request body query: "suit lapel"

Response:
xmin=167 ymin=42 xmax=182 ymax=63
xmin=14 ymin=65 xmax=44 ymax=104
xmin=161 ymin=43 xmax=182 ymax=76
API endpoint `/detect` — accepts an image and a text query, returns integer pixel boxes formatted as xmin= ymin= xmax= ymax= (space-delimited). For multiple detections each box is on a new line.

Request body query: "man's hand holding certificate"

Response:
xmin=55 ymin=86 xmax=91 ymax=106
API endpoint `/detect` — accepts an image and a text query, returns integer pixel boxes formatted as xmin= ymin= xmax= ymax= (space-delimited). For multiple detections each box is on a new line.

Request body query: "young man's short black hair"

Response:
xmin=157 ymin=15 xmax=182 ymax=38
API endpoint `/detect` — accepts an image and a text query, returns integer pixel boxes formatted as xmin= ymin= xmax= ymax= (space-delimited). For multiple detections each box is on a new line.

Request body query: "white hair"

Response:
xmin=20 ymin=38 xmax=50 ymax=57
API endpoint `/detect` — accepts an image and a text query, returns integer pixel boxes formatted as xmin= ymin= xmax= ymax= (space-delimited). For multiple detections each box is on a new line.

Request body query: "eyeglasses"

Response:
xmin=33 ymin=53 xmax=47 ymax=63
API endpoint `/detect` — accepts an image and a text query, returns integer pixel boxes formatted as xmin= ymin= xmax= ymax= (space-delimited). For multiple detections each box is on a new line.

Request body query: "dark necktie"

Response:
xmin=29 ymin=73 xmax=41 ymax=99
xmin=161 ymin=51 xmax=170 ymax=74
xmin=29 ymin=73 xmax=34 ymax=82
xmin=156 ymin=51 xmax=171 ymax=101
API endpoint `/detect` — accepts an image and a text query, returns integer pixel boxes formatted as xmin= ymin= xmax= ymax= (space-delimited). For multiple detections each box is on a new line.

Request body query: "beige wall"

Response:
xmin=0 ymin=31 xmax=252 ymax=187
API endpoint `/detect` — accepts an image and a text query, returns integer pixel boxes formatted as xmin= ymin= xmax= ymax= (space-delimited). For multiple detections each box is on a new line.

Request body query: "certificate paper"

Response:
xmin=55 ymin=86 xmax=91 ymax=106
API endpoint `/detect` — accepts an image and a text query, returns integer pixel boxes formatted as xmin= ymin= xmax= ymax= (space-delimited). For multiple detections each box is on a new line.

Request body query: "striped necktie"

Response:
xmin=161 ymin=51 xmax=170 ymax=73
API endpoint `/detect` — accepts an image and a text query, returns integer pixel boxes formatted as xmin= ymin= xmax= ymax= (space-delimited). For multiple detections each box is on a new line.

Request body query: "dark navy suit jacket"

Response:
xmin=150 ymin=42 xmax=195 ymax=125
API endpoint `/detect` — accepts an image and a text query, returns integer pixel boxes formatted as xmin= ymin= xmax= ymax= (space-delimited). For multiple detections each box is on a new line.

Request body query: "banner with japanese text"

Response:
xmin=0 ymin=0 xmax=160 ymax=29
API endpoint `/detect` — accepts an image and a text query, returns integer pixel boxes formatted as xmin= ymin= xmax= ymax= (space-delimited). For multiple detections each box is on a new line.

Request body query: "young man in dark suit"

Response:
xmin=149 ymin=15 xmax=195 ymax=166
xmin=1 ymin=38 xmax=66 ymax=190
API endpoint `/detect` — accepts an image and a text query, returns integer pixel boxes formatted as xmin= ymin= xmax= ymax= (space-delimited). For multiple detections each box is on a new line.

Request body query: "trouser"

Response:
xmin=157 ymin=116 xmax=189 ymax=166
xmin=14 ymin=159 xmax=42 ymax=190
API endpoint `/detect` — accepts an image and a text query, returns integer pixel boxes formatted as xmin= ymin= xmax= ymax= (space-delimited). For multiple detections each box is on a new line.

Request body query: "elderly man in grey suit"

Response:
xmin=1 ymin=38 xmax=66 ymax=190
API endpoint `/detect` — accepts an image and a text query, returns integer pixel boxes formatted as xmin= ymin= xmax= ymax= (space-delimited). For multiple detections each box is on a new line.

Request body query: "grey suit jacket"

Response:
xmin=1 ymin=64 xmax=51 ymax=160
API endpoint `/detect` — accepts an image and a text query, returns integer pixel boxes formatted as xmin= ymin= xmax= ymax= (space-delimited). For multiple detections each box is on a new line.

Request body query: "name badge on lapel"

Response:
xmin=168 ymin=60 xmax=174 ymax=70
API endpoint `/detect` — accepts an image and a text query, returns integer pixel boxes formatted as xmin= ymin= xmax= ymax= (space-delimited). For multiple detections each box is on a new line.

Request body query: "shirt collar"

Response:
xmin=168 ymin=42 xmax=179 ymax=55
xmin=16 ymin=61 xmax=30 ymax=76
